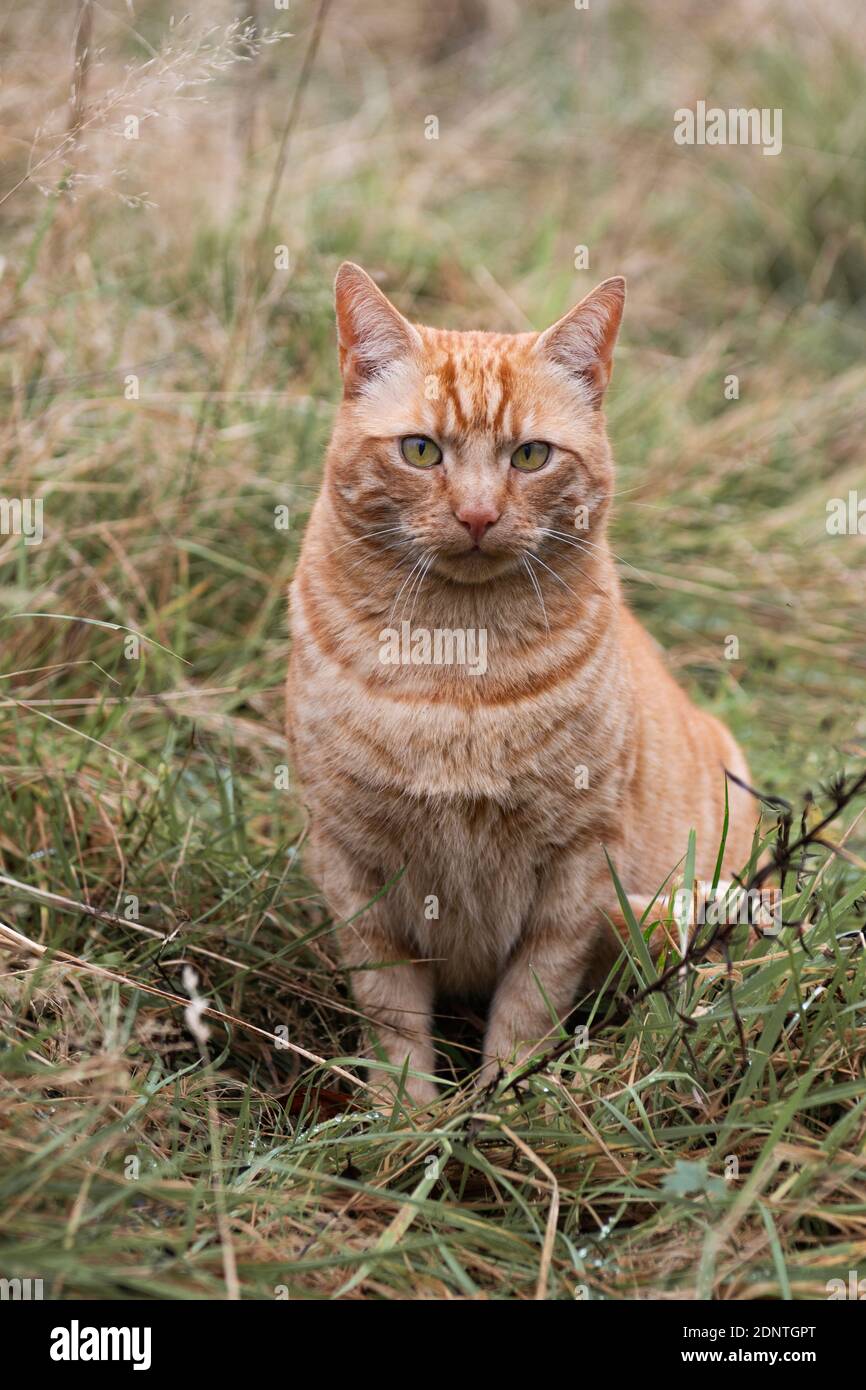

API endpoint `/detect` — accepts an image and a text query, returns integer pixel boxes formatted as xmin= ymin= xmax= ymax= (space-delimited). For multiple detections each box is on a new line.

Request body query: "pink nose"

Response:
xmin=455 ymin=504 xmax=501 ymax=546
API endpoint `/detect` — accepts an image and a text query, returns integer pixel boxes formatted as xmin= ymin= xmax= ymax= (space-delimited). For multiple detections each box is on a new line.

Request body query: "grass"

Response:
xmin=0 ymin=0 xmax=865 ymax=1300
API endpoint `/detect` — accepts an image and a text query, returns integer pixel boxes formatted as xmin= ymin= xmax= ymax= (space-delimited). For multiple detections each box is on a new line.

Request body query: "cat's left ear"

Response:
xmin=534 ymin=277 xmax=625 ymax=404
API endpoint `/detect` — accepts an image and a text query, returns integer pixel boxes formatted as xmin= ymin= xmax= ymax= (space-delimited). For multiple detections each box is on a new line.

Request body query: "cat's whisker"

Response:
xmin=539 ymin=527 xmax=654 ymax=588
xmin=407 ymin=550 xmax=438 ymax=626
xmin=520 ymin=552 xmax=550 ymax=634
xmin=399 ymin=549 xmax=433 ymax=627
xmin=606 ymin=485 xmax=665 ymax=509
xmin=388 ymin=550 xmax=432 ymax=629
xmin=327 ymin=524 xmax=408 ymax=560
xmin=538 ymin=527 xmax=592 ymax=555
xmin=524 ymin=548 xmax=581 ymax=602
xmin=344 ymin=539 xmax=407 ymax=576
xmin=534 ymin=531 xmax=613 ymax=602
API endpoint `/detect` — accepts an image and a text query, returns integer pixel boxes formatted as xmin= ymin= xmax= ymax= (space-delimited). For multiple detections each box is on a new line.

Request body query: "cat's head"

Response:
xmin=326 ymin=262 xmax=625 ymax=585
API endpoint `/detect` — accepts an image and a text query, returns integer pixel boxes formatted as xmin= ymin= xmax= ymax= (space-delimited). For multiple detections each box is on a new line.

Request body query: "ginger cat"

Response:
xmin=287 ymin=263 xmax=754 ymax=1103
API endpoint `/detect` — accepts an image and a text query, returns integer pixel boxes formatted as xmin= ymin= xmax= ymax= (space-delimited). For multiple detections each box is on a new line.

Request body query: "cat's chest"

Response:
xmin=293 ymin=628 xmax=621 ymax=809
xmin=333 ymin=683 xmax=587 ymax=806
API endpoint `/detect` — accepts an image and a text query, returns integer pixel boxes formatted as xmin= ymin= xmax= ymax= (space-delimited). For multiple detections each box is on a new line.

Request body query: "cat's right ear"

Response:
xmin=334 ymin=263 xmax=421 ymax=395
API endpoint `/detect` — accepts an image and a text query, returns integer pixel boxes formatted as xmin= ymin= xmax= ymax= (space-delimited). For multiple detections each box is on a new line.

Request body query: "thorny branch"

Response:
xmin=631 ymin=766 xmax=866 ymax=1069
xmin=495 ymin=767 xmax=866 ymax=1095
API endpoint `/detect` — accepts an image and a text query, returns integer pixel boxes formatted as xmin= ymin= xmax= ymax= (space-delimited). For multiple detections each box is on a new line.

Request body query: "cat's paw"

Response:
xmin=367 ymin=1068 xmax=439 ymax=1111
xmin=403 ymin=1074 xmax=439 ymax=1108
xmin=474 ymin=1038 xmax=542 ymax=1095
xmin=473 ymin=1057 xmax=504 ymax=1093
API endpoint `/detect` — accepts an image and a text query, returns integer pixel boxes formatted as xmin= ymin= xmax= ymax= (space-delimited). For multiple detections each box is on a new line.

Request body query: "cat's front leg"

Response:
xmin=479 ymin=857 xmax=621 ymax=1088
xmin=345 ymin=927 xmax=438 ymax=1107
xmin=318 ymin=841 xmax=438 ymax=1106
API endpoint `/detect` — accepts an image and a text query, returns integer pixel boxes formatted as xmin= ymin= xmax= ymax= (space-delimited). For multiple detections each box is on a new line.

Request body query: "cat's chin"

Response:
xmin=433 ymin=550 xmax=519 ymax=585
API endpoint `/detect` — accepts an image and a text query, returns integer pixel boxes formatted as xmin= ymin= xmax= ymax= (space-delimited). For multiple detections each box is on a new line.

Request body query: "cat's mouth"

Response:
xmin=433 ymin=544 xmax=520 ymax=584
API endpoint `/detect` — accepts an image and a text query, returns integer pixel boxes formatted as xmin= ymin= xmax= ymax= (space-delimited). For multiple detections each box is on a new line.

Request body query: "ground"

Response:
xmin=0 ymin=0 xmax=864 ymax=1299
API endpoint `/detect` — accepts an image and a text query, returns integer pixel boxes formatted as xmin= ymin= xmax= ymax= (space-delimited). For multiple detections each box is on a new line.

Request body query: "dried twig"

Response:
xmin=0 ymin=917 xmax=370 ymax=1092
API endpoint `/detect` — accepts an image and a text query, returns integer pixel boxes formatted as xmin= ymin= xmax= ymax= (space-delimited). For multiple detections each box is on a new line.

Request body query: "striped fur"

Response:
xmin=287 ymin=264 xmax=754 ymax=1101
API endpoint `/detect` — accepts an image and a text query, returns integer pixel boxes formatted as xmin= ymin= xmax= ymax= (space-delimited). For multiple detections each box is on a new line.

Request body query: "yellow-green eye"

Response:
xmin=401 ymin=435 xmax=442 ymax=468
xmin=511 ymin=441 xmax=550 ymax=472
